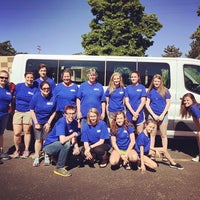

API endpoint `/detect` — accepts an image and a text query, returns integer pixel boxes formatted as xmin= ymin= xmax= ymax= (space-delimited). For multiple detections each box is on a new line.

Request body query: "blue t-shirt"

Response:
xmin=43 ymin=117 xmax=79 ymax=147
xmin=30 ymin=92 xmax=56 ymax=124
xmin=105 ymin=87 xmax=125 ymax=112
xmin=53 ymin=83 xmax=78 ymax=112
xmin=147 ymin=88 xmax=171 ymax=115
xmin=111 ymin=125 xmax=135 ymax=150
xmin=14 ymin=83 xmax=38 ymax=112
xmin=0 ymin=85 xmax=12 ymax=117
xmin=189 ymin=104 xmax=200 ymax=119
xmin=125 ymin=84 xmax=146 ymax=112
xmin=34 ymin=77 xmax=56 ymax=92
xmin=81 ymin=120 xmax=109 ymax=144
xmin=135 ymin=131 xmax=150 ymax=154
xmin=77 ymin=81 xmax=106 ymax=118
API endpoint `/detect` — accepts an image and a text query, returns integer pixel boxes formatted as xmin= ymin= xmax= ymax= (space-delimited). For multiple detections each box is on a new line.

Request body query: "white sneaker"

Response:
xmin=192 ymin=155 xmax=200 ymax=162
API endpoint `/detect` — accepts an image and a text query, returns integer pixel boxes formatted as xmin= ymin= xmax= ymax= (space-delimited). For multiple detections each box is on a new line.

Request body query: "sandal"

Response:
xmin=124 ymin=162 xmax=131 ymax=170
xmin=33 ymin=157 xmax=40 ymax=167
xmin=21 ymin=150 xmax=30 ymax=159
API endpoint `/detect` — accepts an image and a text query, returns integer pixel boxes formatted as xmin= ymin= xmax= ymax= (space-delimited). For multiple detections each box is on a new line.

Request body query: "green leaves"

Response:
xmin=82 ymin=0 xmax=162 ymax=56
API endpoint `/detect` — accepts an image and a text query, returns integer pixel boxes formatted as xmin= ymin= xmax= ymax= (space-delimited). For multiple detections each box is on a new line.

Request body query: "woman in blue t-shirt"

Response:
xmin=53 ymin=69 xmax=79 ymax=120
xmin=13 ymin=72 xmax=38 ymax=159
xmin=77 ymin=68 xmax=106 ymax=129
xmin=0 ymin=70 xmax=12 ymax=162
xmin=125 ymin=71 xmax=146 ymax=134
xmin=109 ymin=111 xmax=138 ymax=170
xmin=146 ymin=74 xmax=171 ymax=151
xmin=81 ymin=108 xmax=110 ymax=168
xmin=105 ymin=72 xmax=125 ymax=127
xmin=30 ymin=81 xmax=56 ymax=167
xmin=180 ymin=93 xmax=200 ymax=162
xmin=135 ymin=119 xmax=183 ymax=173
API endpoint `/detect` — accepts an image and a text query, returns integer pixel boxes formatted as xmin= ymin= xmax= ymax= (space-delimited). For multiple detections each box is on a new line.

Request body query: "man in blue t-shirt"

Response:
xmin=43 ymin=105 xmax=80 ymax=177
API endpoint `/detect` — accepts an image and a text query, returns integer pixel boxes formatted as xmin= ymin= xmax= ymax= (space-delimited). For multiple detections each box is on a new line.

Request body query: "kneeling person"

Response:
xmin=43 ymin=105 xmax=80 ymax=177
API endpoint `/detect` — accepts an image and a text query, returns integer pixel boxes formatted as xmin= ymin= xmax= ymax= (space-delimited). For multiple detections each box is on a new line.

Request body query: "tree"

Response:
xmin=187 ymin=6 xmax=200 ymax=59
xmin=0 ymin=40 xmax=17 ymax=56
xmin=162 ymin=45 xmax=182 ymax=57
xmin=82 ymin=0 xmax=162 ymax=56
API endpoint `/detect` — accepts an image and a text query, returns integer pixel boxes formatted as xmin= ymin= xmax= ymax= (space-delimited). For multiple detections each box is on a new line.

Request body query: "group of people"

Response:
xmin=0 ymin=64 xmax=199 ymax=177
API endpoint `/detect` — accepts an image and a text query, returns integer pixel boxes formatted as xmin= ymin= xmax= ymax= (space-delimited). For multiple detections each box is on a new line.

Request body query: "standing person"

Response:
xmin=81 ymin=108 xmax=110 ymax=168
xmin=105 ymin=72 xmax=125 ymax=126
xmin=180 ymin=93 xmax=200 ymax=162
xmin=135 ymin=119 xmax=184 ymax=174
xmin=34 ymin=63 xmax=56 ymax=91
xmin=30 ymin=81 xmax=56 ymax=167
xmin=0 ymin=70 xmax=12 ymax=162
xmin=13 ymin=72 xmax=38 ymax=159
xmin=77 ymin=68 xmax=106 ymax=128
xmin=125 ymin=71 xmax=146 ymax=134
xmin=145 ymin=74 xmax=171 ymax=151
xmin=53 ymin=69 xmax=79 ymax=120
xmin=109 ymin=111 xmax=138 ymax=170
xmin=43 ymin=105 xmax=80 ymax=177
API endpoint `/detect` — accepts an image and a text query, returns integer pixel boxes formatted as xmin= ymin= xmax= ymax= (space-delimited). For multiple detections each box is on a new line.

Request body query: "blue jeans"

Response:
xmin=43 ymin=141 xmax=72 ymax=169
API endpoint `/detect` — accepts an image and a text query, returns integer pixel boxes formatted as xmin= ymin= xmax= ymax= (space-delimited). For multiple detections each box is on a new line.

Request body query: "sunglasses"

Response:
xmin=42 ymin=87 xmax=50 ymax=91
xmin=0 ymin=76 xmax=8 ymax=80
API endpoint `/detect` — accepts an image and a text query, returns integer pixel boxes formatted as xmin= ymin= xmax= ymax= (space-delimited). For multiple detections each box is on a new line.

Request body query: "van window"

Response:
xmin=183 ymin=64 xmax=200 ymax=94
xmin=26 ymin=59 xmax=105 ymax=85
xmin=26 ymin=59 xmax=58 ymax=82
xmin=138 ymin=62 xmax=170 ymax=88
xmin=58 ymin=60 xmax=105 ymax=85
xmin=106 ymin=61 xmax=136 ymax=86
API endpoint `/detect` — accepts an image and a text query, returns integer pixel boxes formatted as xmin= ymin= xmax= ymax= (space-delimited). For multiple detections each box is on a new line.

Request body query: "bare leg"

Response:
xmin=23 ymin=124 xmax=31 ymax=151
xmin=13 ymin=124 xmax=22 ymax=151
xmin=136 ymin=123 xmax=144 ymax=135
xmin=109 ymin=150 xmax=121 ymax=166
xmin=159 ymin=121 xmax=168 ymax=150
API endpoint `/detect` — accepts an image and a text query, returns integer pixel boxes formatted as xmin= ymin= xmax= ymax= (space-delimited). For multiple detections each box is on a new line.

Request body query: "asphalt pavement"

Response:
xmin=0 ymin=130 xmax=200 ymax=200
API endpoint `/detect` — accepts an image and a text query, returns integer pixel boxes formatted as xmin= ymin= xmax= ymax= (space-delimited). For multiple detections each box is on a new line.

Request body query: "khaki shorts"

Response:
xmin=13 ymin=110 xmax=32 ymax=125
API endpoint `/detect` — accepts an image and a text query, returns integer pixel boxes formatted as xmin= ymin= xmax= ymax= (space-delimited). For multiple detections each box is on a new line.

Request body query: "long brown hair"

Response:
xmin=147 ymin=74 xmax=168 ymax=98
xmin=110 ymin=111 xmax=133 ymax=136
xmin=180 ymin=93 xmax=198 ymax=118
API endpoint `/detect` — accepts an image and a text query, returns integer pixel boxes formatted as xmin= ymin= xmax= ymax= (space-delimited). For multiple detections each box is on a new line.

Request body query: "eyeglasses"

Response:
xmin=0 ymin=76 xmax=8 ymax=80
xmin=42 ymin=87 xmax=50 ymax=91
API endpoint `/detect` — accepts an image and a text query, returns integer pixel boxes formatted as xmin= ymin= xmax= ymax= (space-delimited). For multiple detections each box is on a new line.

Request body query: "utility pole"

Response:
xmin=37 ymin=45 xmax=41 ymax=54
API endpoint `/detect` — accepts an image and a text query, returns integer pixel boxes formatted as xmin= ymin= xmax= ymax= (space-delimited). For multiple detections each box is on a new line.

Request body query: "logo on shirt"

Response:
xmin=28 ymin=91 xmax=34 ymax=95
xmin=97 ymin=129 xmax=101 ymax=133
xmin=136 ymin=89 xmax=142 ymax=92
xmin=6 ymin=92 xmax=11 ymax=95
xmin=70 ymin=89 xmax=76 ymax=92
xmin=119 ymin=91 xmax=124 ymax=94
xmin=47 ymin=102 xmax=53 ymax=105
xmin=94 ymin=88 xmax=100 ymax=91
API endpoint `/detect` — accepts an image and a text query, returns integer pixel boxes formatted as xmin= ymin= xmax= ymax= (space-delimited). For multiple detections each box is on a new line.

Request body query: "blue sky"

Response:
xmin=0 ymin=0 xmax=199 ymax=57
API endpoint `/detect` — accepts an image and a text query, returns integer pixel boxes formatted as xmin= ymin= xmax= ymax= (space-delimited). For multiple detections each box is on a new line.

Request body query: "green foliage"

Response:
xmin=162 ymin=45 xmax=182 ymax=57
xmin=187 ymin=6 xmax=200 ymax=59
xmin=82 ymin=0 xmax=162 ymax=56
xmin=0 ymin=40 xmax=17 ymax=56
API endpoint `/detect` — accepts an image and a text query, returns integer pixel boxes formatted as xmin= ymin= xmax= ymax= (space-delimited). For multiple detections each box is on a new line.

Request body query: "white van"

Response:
xmin=10 ymin=54 xmax=200 ymax=137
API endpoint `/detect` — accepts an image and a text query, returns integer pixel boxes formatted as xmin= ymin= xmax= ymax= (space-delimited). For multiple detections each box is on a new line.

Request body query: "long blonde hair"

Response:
xmin=108 ymin=72 xmax=124 ymax=94
xmin=147 ymin=74 xmax=168 ymax=98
